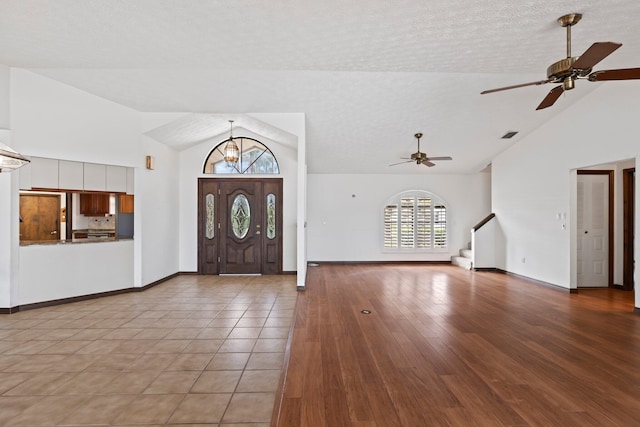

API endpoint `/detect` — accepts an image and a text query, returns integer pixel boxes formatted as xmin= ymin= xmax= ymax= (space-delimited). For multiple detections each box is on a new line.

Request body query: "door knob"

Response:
xmin=584 ymin=230 xmax=588 ymax=234
xmin=256 ymin=231 xmax=261 ymax=235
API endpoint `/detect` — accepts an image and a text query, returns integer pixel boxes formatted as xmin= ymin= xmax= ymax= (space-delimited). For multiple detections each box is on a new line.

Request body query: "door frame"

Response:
xmin=576 ymin=170 xmax=614 ymax=287
xmin=623 ymin=168 xmax=635 ymax=291
xmin=197 ymin=177 xmax=283 ymax=275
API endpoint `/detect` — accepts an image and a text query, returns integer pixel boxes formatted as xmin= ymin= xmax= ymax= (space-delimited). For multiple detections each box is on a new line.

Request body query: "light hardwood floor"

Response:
xmin=274 ymin=264 xmax=639 ymax=427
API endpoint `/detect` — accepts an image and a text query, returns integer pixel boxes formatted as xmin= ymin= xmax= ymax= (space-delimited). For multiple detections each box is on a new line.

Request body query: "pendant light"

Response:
xmin=223 ymin=120 xmax=240 ymax=167
xmin=0 ymin=142 xmax=30 ymax=172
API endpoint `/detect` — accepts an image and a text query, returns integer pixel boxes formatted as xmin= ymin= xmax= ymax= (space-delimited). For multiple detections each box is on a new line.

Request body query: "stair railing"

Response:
xmin=471 ymin=213 xmax=496 ymax=270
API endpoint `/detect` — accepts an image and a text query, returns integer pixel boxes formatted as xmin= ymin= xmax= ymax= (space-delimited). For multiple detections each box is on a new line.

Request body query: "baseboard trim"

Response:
xmin=1 ymin=271 xmax=183 ymax=314
xmin=307 ymin=260 xmax=452 ymax=265
xmin=495 ymin=269 xmax=576 ymax=293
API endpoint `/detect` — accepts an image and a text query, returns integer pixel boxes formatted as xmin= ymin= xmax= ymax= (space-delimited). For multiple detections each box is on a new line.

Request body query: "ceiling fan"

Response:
xmin=481 ymin=13 xmax=640 ymax=110
xmin=390 ymin=133 xmax=452 ymax=167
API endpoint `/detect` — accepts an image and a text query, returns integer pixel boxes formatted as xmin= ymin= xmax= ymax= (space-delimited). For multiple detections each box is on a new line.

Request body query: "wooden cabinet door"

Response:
xmin=120 ymin=194 xmax=134 ymax=213
xmin=80 ymin=193 xmax=110 ymax=216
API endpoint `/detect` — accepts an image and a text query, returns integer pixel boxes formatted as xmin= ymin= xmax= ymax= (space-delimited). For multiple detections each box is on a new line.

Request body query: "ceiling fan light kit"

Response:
xmin=481 ymin=13 xmax=640 ymax=110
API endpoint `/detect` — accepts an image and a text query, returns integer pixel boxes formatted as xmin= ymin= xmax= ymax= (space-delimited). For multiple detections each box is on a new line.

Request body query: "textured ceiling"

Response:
xmin=1 ymin=0 xmax=640 ymax=173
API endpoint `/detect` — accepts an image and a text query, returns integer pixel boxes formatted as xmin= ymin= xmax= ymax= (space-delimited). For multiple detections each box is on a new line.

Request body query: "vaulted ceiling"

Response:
xmin=2 ymin=0 xmax=640 ymax=174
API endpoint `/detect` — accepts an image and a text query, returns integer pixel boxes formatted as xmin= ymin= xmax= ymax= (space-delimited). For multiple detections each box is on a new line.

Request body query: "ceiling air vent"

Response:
xmin=501 ymin=131 xmax=518 ymax=139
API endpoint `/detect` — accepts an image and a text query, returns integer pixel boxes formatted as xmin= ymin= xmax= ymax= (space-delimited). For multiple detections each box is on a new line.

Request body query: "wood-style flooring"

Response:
xmin=273 ymin=264 xmax=640 ymax=427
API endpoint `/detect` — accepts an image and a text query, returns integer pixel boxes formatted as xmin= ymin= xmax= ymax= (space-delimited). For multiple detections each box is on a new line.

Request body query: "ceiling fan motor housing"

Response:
xmin=411 ymin=152 xmax=426 ymax=161
xmin=546 ymin=57 xmax=590 ymax=85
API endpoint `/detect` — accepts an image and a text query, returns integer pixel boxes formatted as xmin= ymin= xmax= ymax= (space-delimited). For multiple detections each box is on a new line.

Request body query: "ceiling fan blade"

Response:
xmin=426 ymin=156 xmax=452 ymax=161
xmin=422 ymin=161 xmax=436 ymax=167
xmin=389 ymin=160 xmax=413 ymax=167
xmin=536 ymin=85 xmax=564 ymax=110
xmin=481 ymin=80 xmax=550 ymax=95
xmin=572 ymin=42 xmax=622 ymax=70
xmin=588 ymin=67 xmax=640 ymax=81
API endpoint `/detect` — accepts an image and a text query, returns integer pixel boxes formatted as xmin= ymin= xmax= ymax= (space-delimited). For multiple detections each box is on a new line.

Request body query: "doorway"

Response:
xmin=623 ymin=168 xmax=635 ymax=291
xmin=198 ymin=178 xmax=283 ymax=275
xmin=576 ymin=170 xmax=613 ymax=287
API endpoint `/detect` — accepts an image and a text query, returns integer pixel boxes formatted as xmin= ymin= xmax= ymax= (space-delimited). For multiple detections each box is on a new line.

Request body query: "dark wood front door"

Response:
xmin=20 ymin=194 xmax=61 ymax=242
xmin=198 ymin=178 xmax=283 ymax=275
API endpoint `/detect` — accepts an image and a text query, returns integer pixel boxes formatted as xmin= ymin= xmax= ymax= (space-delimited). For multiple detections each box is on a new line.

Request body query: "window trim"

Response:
xmin=202 ymin=136 xmax=280 ymax=175
xmin=382 ymin=190 xmax=449 ymax=253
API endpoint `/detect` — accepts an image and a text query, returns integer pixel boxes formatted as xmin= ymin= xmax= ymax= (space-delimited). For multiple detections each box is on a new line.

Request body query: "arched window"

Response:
xmin=383 ymin=190 xmax=448 ymax=250
xmin=203 ymin=137 xmax=279 ymax=174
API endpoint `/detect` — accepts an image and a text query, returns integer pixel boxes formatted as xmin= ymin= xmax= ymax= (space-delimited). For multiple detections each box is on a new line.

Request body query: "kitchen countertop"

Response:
xmin=21 ymin=237 xmax=133 ymax=246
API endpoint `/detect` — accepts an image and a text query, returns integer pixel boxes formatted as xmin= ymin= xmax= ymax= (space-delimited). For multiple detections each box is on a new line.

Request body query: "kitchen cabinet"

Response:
xmin=126 ymin=167 xmax=134 ymax=194
xmin=83 ymin=163 xmax=106 ymax=191
xmin=58 ymin=160 xmax=84 ymax=190
xmin=106 ymin=165 xmax=127 ymax=192
xmin=80 ymin=193 xmax=110 ymax=216
xmin=30 ymin=157 xmax=59 ymax=189
xmin=119 ymin=194 xmax=134 ymax=213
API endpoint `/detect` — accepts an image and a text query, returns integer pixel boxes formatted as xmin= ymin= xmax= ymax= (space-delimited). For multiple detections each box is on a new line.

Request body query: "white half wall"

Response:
xmin=19 ymin=241 xmax=134 ymax=305
xmin=492 ymin=82 xmax=640 ymax=305
xmin=307 ymin=173 xmax=491 ymax=261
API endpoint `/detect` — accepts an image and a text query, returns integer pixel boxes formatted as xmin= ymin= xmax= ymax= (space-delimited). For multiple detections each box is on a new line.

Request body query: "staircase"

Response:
xmin=451 ymin=242 xmax=473 ymax=270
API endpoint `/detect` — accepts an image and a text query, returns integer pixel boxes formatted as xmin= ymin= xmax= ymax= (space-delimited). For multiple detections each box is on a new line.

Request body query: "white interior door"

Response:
xmin=577 ymin=174 xmax=609 ymax=287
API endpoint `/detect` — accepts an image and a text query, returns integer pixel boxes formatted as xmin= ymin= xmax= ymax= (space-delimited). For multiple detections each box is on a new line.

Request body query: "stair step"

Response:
xmin=460 ymin=248 xmax=472 ymax=259
xmin=451 ymin=255 xmax=473 ymax=270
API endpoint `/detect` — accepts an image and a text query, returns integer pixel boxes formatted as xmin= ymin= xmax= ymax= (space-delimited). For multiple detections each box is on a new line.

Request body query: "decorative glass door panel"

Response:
xmin=198 ymin=178 xmax=283 ymax=275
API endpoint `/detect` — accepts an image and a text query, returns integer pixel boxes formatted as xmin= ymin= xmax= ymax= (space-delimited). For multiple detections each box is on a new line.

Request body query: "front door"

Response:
xmin=577 ymin=172 xmax=611 ymax=287
xmin=198 ymin=178 xmax=283 ymax=275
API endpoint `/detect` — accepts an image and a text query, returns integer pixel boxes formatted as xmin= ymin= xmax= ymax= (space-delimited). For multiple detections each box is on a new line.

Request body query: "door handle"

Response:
xmin=50 ymin=230 xmax=58 ymax=235
xmin=584 ymin=230 xmax=588 ymax=234
xmin=256 ymin=231 xmax=261 ymax=235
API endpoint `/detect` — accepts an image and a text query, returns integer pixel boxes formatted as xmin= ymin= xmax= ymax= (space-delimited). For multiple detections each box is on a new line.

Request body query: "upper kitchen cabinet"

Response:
xmin=83 ymin=163 xmax=106 ymax=191
xmin=30 ymin=157 xmax=58 ymax=189
xmin=58 ymin=160 xmax=84 ymax=190
xmin=80 ymin=193 xmax=110 ymax=216
xmin=106 ymin=165 xmax=127 ymax=193
xmin=19 ymin=156 xmax=133 ymax=193
xmin=126 ymin=167 xmax=134 ymax=194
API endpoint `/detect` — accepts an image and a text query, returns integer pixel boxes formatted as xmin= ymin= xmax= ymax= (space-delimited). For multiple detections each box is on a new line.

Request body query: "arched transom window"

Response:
xmin=203 ymin=137 xmax=279 ymax=174
xmin=383 ymin=190 xmax=448 ymax=250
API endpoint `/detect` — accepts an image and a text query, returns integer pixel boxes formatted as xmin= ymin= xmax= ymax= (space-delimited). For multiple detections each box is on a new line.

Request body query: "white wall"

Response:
xmin=5 ymin=69 xmax=146 ymax=306
xmin=10 ymin=69 xmax=139 ymax=166
xmin=178 ymin=126 xmax=299 ymax=272
xmin=492 ymin=82 xmax=640 ymax=305
xmin=0 ymin=67 xmax=17 ymax=308
xmin=0 ymin=65 xmax=9 ymax=129
xmin=138 ymin=135 xmax=181 ymax=285
xmin=307 ymin=173 xmax=491 ymax=261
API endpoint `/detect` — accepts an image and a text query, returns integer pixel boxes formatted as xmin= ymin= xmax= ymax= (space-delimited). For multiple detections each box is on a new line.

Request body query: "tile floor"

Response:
xmin=0 ymin=274 xmax=298 ymax=426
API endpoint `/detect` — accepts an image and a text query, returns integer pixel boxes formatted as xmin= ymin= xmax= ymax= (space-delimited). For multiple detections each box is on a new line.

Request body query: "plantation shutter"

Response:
xmin=434 ymin=204 xmax=447 ymax=247
xmin=384 ymin=204 xmax=398 ymax=248
xmin=400 ymin=198 xmax=415 ymax=248
xmin=382 ymin=192 xmax=447 ymax=250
